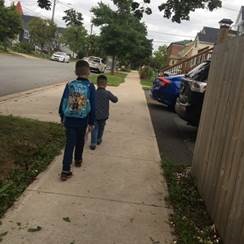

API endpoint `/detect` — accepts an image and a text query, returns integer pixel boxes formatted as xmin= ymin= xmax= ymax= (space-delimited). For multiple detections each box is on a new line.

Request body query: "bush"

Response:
xmin=13 ymin=42 xmax=34 ymax=54
xmin=0 ymin=42 xmax=5 ymax=52
xmin=139 ymin=65 xmax=155 ymax=80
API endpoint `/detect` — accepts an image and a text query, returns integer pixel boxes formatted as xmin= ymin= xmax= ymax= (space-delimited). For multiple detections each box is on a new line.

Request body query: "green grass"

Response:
xmin=89 ymin=72 xmax=127 ymax=87
xmin=162 ymin=160 xmax=222 ymax=244
xmin=0 ymin=115 xmax=65 ymax=218
xmin=140 ymin=78 xmax=153 ymax=90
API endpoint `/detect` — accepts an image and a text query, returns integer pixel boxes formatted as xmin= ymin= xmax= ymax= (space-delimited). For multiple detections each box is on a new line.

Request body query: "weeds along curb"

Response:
xmin=161 ymin=160 xmax=222 ymax=244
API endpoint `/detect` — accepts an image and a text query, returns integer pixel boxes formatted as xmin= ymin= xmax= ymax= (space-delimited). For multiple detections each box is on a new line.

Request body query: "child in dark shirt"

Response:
xmin=90 ymin=75 xmax=118 ymax=150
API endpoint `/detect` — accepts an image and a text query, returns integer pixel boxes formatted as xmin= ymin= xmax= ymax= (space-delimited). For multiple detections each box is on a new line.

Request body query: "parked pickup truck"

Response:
xmin=83 ymin=56 xmax=106 ymax=73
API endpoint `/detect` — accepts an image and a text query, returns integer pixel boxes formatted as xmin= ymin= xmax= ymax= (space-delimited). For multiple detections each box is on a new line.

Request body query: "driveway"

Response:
xmin=145 ymin=90 xmax=197 ymax=164
xmin=0 ymin=54 xmax=74 ymax=96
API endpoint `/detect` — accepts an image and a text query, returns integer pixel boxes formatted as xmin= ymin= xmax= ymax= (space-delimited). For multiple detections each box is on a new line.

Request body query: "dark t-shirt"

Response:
xmin=95 ymin=88 xmax=118 ymax=120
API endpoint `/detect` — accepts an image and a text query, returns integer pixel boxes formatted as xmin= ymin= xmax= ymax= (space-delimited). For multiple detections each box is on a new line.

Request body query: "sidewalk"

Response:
xmin=0 ymin=72 xmax=174 ymax=244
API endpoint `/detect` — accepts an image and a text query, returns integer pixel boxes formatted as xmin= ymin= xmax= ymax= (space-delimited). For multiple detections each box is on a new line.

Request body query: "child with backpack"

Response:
xmin=90 ymin=75 xmax=118 ymax=150
xmin=59 ymin=60 xmax=95 ymax=181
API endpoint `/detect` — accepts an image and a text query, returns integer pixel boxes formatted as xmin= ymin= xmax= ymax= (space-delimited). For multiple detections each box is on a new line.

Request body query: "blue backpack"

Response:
xmin=63 ymin=80 xmax=91 ymax=118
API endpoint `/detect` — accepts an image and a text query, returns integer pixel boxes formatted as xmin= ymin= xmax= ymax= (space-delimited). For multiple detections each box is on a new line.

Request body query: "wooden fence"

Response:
xmin=192 ymin=36 xmax=244 ymax=243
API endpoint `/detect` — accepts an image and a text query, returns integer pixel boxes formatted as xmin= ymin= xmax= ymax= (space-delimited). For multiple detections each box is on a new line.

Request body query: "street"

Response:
xmin=0 ymin=54 xmax=74 ymax=96
xmin=145 ymin=90 xmax=197 ymax=164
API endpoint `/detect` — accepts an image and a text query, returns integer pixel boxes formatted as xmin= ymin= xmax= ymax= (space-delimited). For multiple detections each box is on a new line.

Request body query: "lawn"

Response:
xmin=0 ymin=115 xmax=65 ymax=218
xmin=140 ymin=78 xmax=153 ymax=90
xmin=162 ymin=160 xmax=222 ymax=244
xmin=89 ymin=72 xmax=127 ymax=86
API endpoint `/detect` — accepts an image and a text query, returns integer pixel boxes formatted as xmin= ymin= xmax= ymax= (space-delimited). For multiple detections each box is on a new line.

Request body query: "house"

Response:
xmin=191 ymin=27 xmax=219 ymax=55
xmin=14 ymin=1 xmax=74 ymax=55
xmin=235 ymin=6 xmax=244 ymax=35
xmin=167 ymin=40 xmax=192 ymax=66
xmin=14 ymin=1 xmax=39 ymax=42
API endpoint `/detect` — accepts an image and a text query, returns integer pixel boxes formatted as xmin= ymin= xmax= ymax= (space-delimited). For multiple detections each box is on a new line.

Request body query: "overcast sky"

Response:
xmin=7 ymin=0 xmax=243 ymax=50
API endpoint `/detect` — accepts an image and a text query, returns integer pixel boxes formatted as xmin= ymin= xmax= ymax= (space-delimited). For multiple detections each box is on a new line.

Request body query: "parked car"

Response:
xmin=150 ymin=74 xmax=185 ymax=110
xmin=83 ymin=56 xmax=106 ymax=73
xmin=51 ymin=52 xmax=70 ymax=63
xmin=175 ymin=60 xmax=210 ymax=126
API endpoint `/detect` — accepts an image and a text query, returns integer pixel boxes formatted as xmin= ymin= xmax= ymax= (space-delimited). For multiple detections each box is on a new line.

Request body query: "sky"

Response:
xmin=6 ymin=0 xmax=243 ymax=50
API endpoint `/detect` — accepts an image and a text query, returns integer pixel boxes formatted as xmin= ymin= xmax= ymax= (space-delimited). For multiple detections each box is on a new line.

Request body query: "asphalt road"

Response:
xmin=0 ymin=54 xmax=74 ymax=96
xmin=145 ymin=90 xmax=198 ymax=165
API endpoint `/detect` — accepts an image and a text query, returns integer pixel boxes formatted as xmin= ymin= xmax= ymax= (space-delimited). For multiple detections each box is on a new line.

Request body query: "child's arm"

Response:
xmin=88 ymin=83 xmax=96 ymax=126
xmin=58 ymin=84 xmax=69 ymax=123
xmin=108 ymin=91 xmax=118 ymax=103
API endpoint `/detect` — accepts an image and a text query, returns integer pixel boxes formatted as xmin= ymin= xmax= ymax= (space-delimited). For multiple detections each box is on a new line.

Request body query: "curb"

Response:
xmin=0 ymin=82 xmax=66 ymax=104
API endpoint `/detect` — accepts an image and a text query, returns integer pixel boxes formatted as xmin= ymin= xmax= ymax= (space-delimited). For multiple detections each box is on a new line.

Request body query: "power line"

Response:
xmin=222 ymin=6 xmax=239 ymax=12
xmin=148 ymin=30 xmax=195 ymax=38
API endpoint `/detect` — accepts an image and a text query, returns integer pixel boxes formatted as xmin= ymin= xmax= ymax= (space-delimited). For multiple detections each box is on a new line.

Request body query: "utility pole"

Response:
xmin=51 ymin=0 xmax=57 ymax=23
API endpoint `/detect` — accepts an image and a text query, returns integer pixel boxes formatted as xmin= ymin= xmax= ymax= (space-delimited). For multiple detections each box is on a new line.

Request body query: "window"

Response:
xmin=187 ymin=62 xmax=210 ymax=82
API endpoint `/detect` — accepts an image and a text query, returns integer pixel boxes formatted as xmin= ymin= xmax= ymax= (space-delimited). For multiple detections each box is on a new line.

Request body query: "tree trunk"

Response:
xmin=111 ymin=55 xmax=116 ymax=75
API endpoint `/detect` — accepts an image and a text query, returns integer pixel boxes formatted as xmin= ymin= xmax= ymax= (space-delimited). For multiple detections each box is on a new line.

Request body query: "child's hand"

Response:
xmin=88 ymin=125 xmax=95 ymax=132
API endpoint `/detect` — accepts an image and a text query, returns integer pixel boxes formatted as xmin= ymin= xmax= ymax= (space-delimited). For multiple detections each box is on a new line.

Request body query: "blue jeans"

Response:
xmin=62 ymin=125 xmax=87 ymax=172
xmin=91 ymin=120 xmax=106 ymax=146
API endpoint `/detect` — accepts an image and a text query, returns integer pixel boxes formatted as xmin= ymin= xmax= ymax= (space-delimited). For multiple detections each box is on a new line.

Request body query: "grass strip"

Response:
xmin=0 ymin=115 xmax=65 ymax=218
xmin=89 ymin=72 xmax=127 ymax=87
xmin=162 ymin=160 xmax=222 ymax=244
xmin=140 ymin=78 xmax=153 ymax=90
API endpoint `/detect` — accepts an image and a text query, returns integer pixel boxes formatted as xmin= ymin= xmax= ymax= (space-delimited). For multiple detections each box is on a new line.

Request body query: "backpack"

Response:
xmin=63 ymin=80 xmax=91 ymax=118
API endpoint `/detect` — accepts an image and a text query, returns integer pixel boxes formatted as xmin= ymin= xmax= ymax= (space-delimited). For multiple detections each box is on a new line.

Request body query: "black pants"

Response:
xmin=62 ymin=125 xmax=87 ymax=172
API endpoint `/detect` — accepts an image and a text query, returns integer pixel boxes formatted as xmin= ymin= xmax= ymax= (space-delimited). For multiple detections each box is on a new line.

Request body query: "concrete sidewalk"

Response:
xmin=0 ymin=72 xmax=174 ymax=244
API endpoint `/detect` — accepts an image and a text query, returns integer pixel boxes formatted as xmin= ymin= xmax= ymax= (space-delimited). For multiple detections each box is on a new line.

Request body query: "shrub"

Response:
xmin=139 ymin=65 xmax=155 ymax=80
xmin=13 ymin=42 xmax=34 ymax=54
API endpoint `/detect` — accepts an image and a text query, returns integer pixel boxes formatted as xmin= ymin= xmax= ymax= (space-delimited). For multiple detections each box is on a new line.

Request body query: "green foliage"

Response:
xmin=0 ymin=1 xmax=22 ymax=46
xmin=63 ymin=8 xmax=83 ymax=27
xmin=0 ymin=115 xmax=65 ymax=218
xmin=62 ymin=26 xmax=87 ymax=56
xmin=12 ymin=42 xmax=34 ymax=54
xmin=29 ymin=18 xmax=57 ymax=51
xmin=37 ymin=0 xmax=222 ymax=23
xmin=162 ymin=160 xmax=222 ymax=244
xmin=139 ymin=65 xmax=154 ymax=80
xmin=151 ymin=45 xmax=168 ymax=70
xmin=87 ymin=34 xmax=105 ymax=57
xmin=140 ymin=78 xmax=153 ymax=90
xmin=91 ymin=1 xmax=152 ymax=71
xmin=62 ymin=9 xmax=87 ymax=57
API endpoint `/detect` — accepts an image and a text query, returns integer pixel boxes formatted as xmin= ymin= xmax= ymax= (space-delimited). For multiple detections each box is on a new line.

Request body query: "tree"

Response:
xmin=88 ymin=34 xmax=105 ymax=57
xmin=151 ymin=45 xmax=168 ymax=70
xmin=62 ymin=26 xmax=87 ymax=57
xmin=92 ymin=1 xmax=152 ymax=73
xmin=63 ymin=8 xmax=83 ymax=26
xmin=37 ymin=0 xmax=222 ymax=23
xmin=29 ymin=18 xmax=57 ymax=51
xmin=62 ymin=9 xmax=87 ymax=57
xmin=0 ymin=0 xmax=22 ymax=47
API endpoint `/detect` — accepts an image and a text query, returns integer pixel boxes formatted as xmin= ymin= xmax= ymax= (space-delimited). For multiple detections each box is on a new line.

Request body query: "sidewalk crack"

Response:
xmin=27 ymin=189 xmax=167 ymax=209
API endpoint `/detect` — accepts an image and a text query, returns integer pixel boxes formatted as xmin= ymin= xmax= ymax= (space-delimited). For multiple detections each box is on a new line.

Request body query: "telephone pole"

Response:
xmin=51 ymin=0 xmax=57 ymax=23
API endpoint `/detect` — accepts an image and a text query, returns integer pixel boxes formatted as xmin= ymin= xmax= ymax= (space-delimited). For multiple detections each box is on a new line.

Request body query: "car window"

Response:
xmin=90 ymin=58 xmax=100 ymax=63
xmin=56 ymin=52 xmax=65 ymax=55
xmin=187 ymin=62 xmax=210 ymax=82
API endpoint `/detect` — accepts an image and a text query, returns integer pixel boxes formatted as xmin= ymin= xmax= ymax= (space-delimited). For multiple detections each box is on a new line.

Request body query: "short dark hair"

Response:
xmin=75 ymin=60 xmax=90 ymax=76
xmin=97 ymin=75 xmax=108 ymax=86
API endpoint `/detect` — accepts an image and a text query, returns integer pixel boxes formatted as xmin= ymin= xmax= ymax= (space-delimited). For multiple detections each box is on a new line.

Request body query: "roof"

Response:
xmin=22 ymin=15 xmax=36 ymax=29
xmin=168 ymin=45 xmax=185 ymax=57
xmin=197 ymin=27 xmax=219 ymax=44
xmin=219 ymin=18 xmax=233 ymax=26
xmin=172 ymin=40 xmax=192 ymax=45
